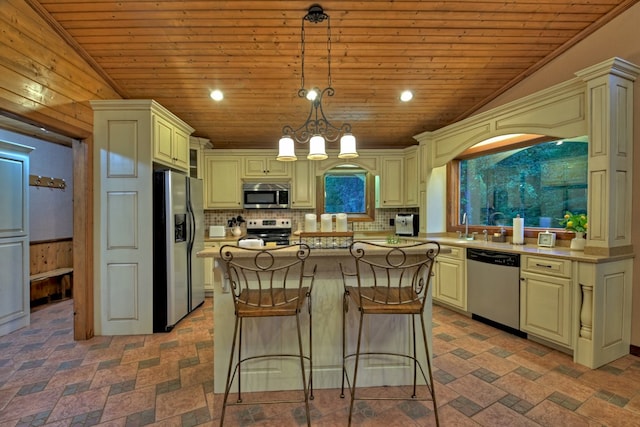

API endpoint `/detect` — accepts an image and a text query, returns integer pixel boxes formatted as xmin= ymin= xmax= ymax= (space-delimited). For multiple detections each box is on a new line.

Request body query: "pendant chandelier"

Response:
xmin=277 ymin=4 xmax=357 ymax=162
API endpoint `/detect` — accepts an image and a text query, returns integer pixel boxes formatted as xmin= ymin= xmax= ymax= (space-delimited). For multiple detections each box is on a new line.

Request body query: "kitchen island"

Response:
xmin=197 ymin=244 xmax=440 ymax=394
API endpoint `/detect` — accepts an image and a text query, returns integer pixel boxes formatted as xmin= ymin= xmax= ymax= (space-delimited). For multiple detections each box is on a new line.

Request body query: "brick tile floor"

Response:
xmin=1 ymin=299 xmax=639 ymax=426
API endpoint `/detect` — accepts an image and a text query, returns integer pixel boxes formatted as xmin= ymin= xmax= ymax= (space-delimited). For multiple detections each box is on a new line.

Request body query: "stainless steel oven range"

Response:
xmin=244 ymin=218 xmax=292 ymax=246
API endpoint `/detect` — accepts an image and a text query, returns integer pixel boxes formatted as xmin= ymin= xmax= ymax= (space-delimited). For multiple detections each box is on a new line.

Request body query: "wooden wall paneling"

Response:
xmin=22 ymin=0 xmax=635 ymax=150
xmin=1 ymin=0 xmax=119 ymax=137
xmin=29 ymin=239 xmax=73 ymax=275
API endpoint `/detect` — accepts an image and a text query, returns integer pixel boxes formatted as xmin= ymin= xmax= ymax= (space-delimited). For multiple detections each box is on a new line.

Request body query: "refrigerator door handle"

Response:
xmin=186 ymin=200 xmax=195 ymax=253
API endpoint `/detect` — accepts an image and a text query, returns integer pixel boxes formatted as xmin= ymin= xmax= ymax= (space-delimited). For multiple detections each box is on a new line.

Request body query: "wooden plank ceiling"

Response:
xmin=32 ymin=0 xmax=636 ymax=150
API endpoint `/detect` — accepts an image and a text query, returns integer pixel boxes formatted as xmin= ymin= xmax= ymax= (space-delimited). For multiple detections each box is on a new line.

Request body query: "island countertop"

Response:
xmin=196 ymin=241 xmax=448 ymax=259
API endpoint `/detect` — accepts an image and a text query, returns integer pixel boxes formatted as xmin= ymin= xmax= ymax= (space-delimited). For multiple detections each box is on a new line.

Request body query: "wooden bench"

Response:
xmin=29 ymin=239 xmax=73 ymax=308
xmin=30 ymin=267 xmax=73 ymax=306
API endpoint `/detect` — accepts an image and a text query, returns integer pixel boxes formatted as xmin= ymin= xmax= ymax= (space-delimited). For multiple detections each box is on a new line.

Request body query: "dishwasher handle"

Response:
xmin=467 ymin=248 xmax=520 ymax=267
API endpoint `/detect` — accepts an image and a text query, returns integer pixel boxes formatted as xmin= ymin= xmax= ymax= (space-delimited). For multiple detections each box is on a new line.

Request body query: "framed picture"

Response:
xmin=537 ymin=231 xmax=556 ymax=247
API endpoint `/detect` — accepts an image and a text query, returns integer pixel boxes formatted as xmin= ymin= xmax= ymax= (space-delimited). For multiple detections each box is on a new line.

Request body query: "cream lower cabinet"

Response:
xmin=433 ymin=246 xmax=466 ymax=310
xmin=203 ymin=240 xmax=237 ymax=296
xmin=520 ymin=255 xmax=573 ymax=348
xmin=203 ymin=243 xmax=216 ymax=296
xmin=575 ymin=259 xmax=633 ymax=368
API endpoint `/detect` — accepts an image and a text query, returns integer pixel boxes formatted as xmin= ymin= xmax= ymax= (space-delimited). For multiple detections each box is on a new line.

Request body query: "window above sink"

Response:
xmin=450 ymin=134 xmax=588 ymax=237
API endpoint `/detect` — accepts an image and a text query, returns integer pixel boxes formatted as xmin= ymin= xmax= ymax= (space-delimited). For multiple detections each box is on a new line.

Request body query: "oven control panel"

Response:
xmin=246 ymin=218 xmax=291 ymax=229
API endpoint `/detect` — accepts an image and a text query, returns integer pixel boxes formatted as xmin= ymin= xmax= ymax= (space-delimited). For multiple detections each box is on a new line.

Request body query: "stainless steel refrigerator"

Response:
xmin=153 ymin=169 xmax=205 ymax=332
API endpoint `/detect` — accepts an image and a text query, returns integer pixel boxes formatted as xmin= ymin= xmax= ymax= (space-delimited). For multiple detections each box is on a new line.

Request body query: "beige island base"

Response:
xmin=198 ymin=244 xmax=437 ymax=394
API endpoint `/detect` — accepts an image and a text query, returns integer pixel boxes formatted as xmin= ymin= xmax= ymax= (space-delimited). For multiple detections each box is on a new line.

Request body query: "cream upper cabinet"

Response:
xmin=380 ymin=156 xmax=404 ymax=207
xmin=152 ymin=113 xmax=191 ymax=171
xmin=419 ymin=143 xmax=428 ymax=185
xmin=204 ymin=155 xmax=242 ymax=209
xmin=291 ymin=159 xmax=315 ymax=209
xmin=243 ymin=157 xmax=291 ymax=178
xmin=189 ymin=137 xmax=211 ymax=179
xmin=404 ymin=147 xmax=419 ymax=207
xmin=520 ymin=255 xmax=573 ymax=347
xmin=433 ymin=245 xmax=466 ymax=310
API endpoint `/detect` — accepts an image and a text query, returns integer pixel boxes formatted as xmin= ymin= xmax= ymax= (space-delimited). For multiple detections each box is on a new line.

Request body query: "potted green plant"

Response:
xmin=559 ymin=211 xmax=588 ymax=250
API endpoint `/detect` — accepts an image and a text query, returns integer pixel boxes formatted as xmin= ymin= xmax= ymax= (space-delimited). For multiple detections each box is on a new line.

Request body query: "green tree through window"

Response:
xmin=324 ymin=171 xmax=366 ymax=214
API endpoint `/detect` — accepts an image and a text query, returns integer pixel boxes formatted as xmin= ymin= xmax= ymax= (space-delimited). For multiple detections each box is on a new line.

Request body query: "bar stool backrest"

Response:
xmin=348 ymin=241 xmax=440 ymax=309
xmin=219 ymin=243 xmax=312 ymax=309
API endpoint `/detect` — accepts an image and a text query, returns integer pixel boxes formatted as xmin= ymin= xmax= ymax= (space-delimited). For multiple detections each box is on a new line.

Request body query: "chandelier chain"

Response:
xmin=300 ymin=15 xmax=306 ymax=90
xmin=277 ymin=4 xmax=357 ymax=161
xmin=327 ymin=15 xmax=332 ymax=88
xmin=300 ymin=6 xmax=332 ymax=89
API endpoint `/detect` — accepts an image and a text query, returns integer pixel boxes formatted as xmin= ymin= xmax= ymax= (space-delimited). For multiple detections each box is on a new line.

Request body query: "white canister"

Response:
xmin=335 ymin=213 xmax=348 ymax=232
xmin=321 ymin=214 xmax=332 ymax=232
xmin=304 ymin=214 xmax=317 ymax=232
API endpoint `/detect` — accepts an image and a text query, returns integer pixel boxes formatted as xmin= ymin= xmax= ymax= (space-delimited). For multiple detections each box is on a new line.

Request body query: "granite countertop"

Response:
xmin=346 ymin=231 xmax=633 ymax=263
xmin=403 ymin=235 xmax=633 ymax=263
xmin=200 ymin=231 xmax=633 ymax=263
xmin=204 ymin=233 xmax=244 ymax=243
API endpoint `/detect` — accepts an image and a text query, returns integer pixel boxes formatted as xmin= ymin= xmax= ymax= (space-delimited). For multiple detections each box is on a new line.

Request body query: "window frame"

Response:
xmin=447 ymin=135 xmax=580 ymax=241
xmin=316 ymin=167 xmax=376 ymax=222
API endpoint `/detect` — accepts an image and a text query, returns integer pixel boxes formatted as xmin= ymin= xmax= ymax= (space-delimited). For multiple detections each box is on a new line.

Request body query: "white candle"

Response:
xmin=304 ymin=214 xmax=317 ymax=232
xmin=321 ymin=214 xmax=332 ymax=232
xmin=335 ymin=213 xmax=348 ymax=232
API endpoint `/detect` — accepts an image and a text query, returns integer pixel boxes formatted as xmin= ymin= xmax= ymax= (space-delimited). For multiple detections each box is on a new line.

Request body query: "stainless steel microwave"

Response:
xmin=242 ymin=182 xmax=290 ymax=209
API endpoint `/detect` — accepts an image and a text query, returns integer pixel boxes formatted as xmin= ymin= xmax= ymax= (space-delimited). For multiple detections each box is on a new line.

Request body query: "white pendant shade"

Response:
xmin=338 ymin=133 xmax=358 ymax=158
xmin=276 ymin=136 xmax=297 ymax=161
xmin=307 ymin=135 xmax=328 ymax=160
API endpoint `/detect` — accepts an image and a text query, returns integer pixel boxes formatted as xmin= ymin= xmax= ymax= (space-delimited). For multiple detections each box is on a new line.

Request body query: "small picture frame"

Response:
xmin=537 ymin=231 xmax=556 ymax=247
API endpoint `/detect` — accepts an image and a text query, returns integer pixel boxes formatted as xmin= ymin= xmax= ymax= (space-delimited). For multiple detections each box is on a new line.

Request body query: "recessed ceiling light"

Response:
xmin=210 ymin=89 xmax=224 ymax=101
xmin=400 ymin=90 xmax=413 ymax=102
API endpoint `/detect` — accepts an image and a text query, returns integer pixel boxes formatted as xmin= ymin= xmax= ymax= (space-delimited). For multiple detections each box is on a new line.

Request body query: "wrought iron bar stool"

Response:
xmin=339 ymin=240 xmax=440 ymax=426
xmin=218 ymin=243 xmax=316 ymax=427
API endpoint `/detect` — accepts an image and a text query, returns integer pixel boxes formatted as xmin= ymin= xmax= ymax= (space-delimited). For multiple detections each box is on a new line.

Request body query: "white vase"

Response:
xmin=570 ymin=231 xmax=586 ymax=250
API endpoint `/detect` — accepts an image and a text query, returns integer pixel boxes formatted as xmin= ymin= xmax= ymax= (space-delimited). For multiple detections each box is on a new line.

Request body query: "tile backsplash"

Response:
xmin=205 ymin=208 xmax=418 ymax=234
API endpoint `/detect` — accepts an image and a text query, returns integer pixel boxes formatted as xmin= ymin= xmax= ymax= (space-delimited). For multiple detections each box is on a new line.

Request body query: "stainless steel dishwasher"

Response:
xmin=466 ymin=248 xmax=524 ymax=336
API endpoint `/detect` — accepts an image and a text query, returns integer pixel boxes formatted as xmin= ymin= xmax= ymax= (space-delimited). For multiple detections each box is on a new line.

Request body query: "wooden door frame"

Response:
xmin=72 ymin=137 xmax=93 ymax=339
xmin=0 ymin=117 xmax=95 ymax=340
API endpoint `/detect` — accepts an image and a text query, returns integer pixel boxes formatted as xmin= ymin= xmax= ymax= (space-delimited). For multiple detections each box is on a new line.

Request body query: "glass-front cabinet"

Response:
xmin=189 ymin=137 xmax=211 ymax=179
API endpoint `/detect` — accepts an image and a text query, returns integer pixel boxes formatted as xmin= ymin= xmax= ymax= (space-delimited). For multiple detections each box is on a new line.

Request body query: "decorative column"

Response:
xmin=574 ymin=57 xmax=638 ymax=368
xmin=579 ymin=283 xmax=593 ymax=340
xmin=575 ymin=58 xmax=639 ymax=257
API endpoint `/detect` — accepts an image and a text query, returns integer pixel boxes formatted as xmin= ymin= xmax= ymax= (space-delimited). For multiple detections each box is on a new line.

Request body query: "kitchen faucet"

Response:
xmin=462 ymin=212 xmax=472 ymax=240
